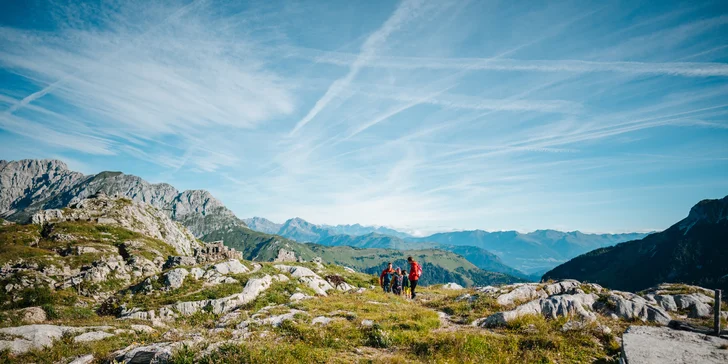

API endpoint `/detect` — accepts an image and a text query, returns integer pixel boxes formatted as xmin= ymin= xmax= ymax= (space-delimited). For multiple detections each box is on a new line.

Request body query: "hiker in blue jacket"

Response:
xmin=379 ymin=262 xmax=395 ymax=293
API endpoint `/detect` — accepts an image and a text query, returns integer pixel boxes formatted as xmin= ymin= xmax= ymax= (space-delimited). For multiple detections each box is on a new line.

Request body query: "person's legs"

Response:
xmin=410 ymin=280 xmax=418 ymax=299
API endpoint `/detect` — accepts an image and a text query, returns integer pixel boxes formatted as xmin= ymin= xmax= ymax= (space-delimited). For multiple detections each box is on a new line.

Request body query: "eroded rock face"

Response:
xmin=621 ymin=326 xmax=728 ymax=364
xmin=0 ymin=325 xmax=114 ymax=354
xmin=479 ymin=293 xmax=598 ymax=327
xmin=474 ymin=280 xmax=681 ymax=328
xmin=596 ymin=291 xmax=672 ymax=325
xmin=275 ymin=265 xmax=334 ymax=296
xmin=162 ymin=268 xmax=189 ymax=290
xmin=30 ymin=194 xmax=200 ymax=256
xmin=121 ymin=274 xmax=288 ymax=320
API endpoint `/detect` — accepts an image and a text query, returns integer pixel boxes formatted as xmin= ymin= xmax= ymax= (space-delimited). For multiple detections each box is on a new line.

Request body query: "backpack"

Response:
xmin=411 ymin=262 xmax=422 ymax=280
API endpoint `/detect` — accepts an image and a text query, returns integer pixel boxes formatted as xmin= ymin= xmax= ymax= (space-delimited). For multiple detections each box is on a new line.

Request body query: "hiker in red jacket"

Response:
xmin=407 ymin=256 xmax=422 ymax=299
xmin=379 ymin=262 xmax=395 ymax=293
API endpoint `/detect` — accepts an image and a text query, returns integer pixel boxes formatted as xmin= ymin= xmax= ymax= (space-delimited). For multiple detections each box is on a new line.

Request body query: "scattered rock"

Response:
xmin=495 ymin=284 xmax=547 ymax=306
xmin=114 ymin=343 xmax=175 ymax=364
xmin=621 ymin=325 xmax=728 ymax=364
xmin=73 ymin=331 xmax=114 ymax=343
xmin=20 ymin=307 xmax=47 ymax=324
xmin=162 ymin=268 xmax=188 ymax=290
xmin=596 ymin=291 xmax=672 ymax=325
xmin=442 ymin=283 xmax=464 ymax=290
xmin=130 ymin=324 xmax=155 ymax=334
xmin=479 ymin=293 xmax=598 ymax=327
xmin=68 ymin=354 xmax=95 ymax=364
xmin=289 ymin=293 xmax=312 ymax=302
xmin=209 ymin=259 xmax=249 ymax=275
xmin=688 ymin=302 xmax=712 ymax=319
xmin=361 ymin=320 xmax=374 ymax=327
xmin=312 ymin=316 xmax=334 ymax=326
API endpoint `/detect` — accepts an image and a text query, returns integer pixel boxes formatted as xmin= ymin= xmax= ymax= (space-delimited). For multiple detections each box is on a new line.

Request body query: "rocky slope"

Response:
xmin=543 ymin=195 xmax=728 ymax=292
xmin=0 ymin=159 xmax=243 ymax=237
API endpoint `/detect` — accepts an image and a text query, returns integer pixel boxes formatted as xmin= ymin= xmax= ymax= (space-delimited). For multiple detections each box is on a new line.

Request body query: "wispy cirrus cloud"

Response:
xmin=1 ymin=0 xmax=727 ymax=234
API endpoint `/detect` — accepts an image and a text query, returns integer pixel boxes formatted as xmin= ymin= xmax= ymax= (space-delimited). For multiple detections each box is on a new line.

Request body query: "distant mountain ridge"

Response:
xmin=543 ymin=195 xmax=728 ymax=292
xmin=243 ymin=216 xmax=414 ymax=241
xmin=243 ymin=214 xmax=647 ymax=274
xmin=406 ymin=229 xmax=649 ymax=273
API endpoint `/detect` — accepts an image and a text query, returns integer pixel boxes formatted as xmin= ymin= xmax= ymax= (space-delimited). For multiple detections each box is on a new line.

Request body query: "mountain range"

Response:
xmin=543 ymin=195 xmax=728 ymax=292
xmin=0 ymin=159 xmax=523 ymax=286
xmin=242 ymin=215 xmax=647 ymax=274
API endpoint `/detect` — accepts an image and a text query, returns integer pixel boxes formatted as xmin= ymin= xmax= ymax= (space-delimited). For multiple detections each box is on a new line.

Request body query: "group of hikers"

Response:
xmin=379 ymin=256 xmax=422 ymax=299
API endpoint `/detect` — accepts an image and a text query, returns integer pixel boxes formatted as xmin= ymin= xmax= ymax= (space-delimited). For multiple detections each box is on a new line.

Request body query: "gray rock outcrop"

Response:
xmin=621 ymin=325 xmax=728 ymax=364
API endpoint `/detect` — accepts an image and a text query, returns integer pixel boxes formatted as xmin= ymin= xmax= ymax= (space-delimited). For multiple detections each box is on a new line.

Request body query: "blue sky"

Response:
xmin=1 ymin=0 xmax=727 ymax=235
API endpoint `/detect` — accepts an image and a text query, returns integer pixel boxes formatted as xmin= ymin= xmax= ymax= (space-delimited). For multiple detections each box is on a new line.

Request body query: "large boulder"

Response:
xmin=210 ymin=260 xmax=249 ymax=275
xmin=596 ymin=291 xmax=672 ymax=325
xmin=162 ymin=268 xmax=189 ymax=290
xmin=442 ymin=283 xmax=464 ymax=290
xmin=275 ymin=265 xmax=334 ymax=296
xmin=114 ymin=343 xmax=175 ymax=364
xmin=20 ymin=307 xmax=47 ymax=324
xmin=621 ymin=326 xmax=728 ymax=364
xmin=478 ymin=293 xmax=597 ymax=327
xmin=495 ymin=284 xmax=547 ymax=306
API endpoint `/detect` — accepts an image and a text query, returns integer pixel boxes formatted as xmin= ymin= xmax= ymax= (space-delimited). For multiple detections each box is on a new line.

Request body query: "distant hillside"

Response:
xmin=306 ymin=244 xmax=524 ymax=287
xmin=242 ymin=214 xmax=647 ymax=274
xmin=543 ymin=195 xmax=728 ymax=292
xmin=408 ymin=230 xmax=648 ymax=273
xmin=315 ymin=233 xmax=532 ymax=280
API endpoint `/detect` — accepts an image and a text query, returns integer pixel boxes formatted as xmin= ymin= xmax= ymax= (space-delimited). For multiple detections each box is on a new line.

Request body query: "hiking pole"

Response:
xmin=715 ymin=289 xmax=722 ymax=335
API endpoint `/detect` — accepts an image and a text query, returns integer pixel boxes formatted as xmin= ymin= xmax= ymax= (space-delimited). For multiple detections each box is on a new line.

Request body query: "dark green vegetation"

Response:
xmin=544 ymin=195 xmax=728 ymax=292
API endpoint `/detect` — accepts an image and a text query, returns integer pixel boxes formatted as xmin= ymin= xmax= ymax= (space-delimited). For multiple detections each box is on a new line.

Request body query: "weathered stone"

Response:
xmin=597 ymin=291 xmax=672 ymax=325
xmin=275 ymin=265 xmax=334 ymax=296
xmin=190 ymin=267 xmax=205 ymax=279
xmin=163 ymin=256 xmax=196 ymax=269
xmin=480 ymin=293 xmax=597 ymax=327
xmin=162 ymin=268 xmax=188 ymax=290
xmin=74 ymin=331 xmax=114 ymax=343
xmin=210 ymin=259 xmax=249 ymax=275
xmin=312 ymin=316 xmax=335 ymax=326
xmin=621 ymin=325 xmax=728 ymax=364
xmin=20 ymin=307 xmax=46 ymax=324
xmin=114 ymin=343 xmax=174 ymax=364
xmin=653 ymin=295 xmax=678 ymax=312
xmin=29 ymin=194 xmax=200 ymax=256
xmin=688 ymin=302 xmax=712 ymax=318
xmin=274 ymin=249 xmax=298 ymax=262
xmin=495 ymin=284 xmax=547 ymax=306
xmin=442 ymin=283 xmax=464 ymax=290
xmin=130 ymin=324 xmax=156 ymax=334
xmin=361 ymin=319 xmax=374 ymax=327
xmin=0 ymin=325 xmax=85 ymax=354
xmin=68 ymin=354 xmax=95 ymax=364
xmin=289 ymin=293 xmax=312 ymax=302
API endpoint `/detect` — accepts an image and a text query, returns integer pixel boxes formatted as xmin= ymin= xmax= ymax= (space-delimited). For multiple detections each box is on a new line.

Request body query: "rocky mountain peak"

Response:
xmin=31 ymin=193 xmax=200 ymax=256
xmin=684 ymin=196 xmax=728 ymax=226
xmin=0 ymin=159 xmax=245 ymax=238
